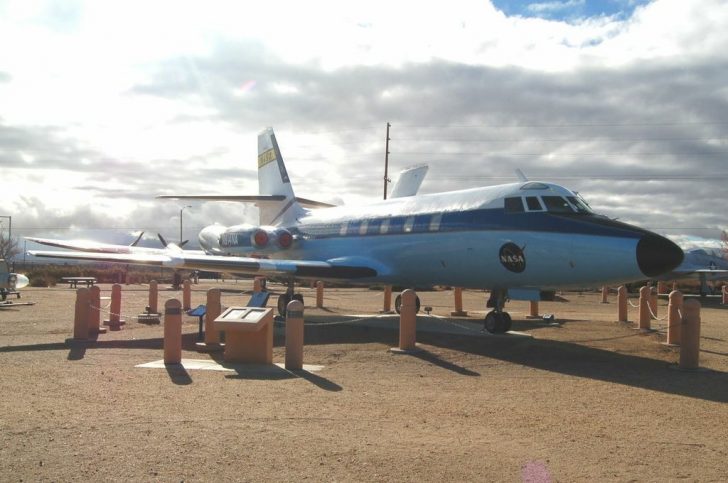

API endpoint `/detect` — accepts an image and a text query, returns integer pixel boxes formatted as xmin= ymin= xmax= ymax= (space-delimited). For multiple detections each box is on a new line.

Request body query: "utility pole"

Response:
xmin=383 ymin=122 xmax=391 ymax=200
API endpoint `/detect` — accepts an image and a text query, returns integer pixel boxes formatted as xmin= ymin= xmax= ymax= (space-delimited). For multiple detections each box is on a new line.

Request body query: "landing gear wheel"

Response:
xmin=484 ymin=311 xmax=498 ymax=333
xmin=484 ymin=311 xmax=511 ymax=334
xmin=502 ymin=312 xmax=512 ymax=332
xmin=394 ymin=294 xmax=421 ymax=314
xmin=278 ymin=293 xmax=304 ymax=316
xmin=277 ymin=293 xmax=292 ymax=317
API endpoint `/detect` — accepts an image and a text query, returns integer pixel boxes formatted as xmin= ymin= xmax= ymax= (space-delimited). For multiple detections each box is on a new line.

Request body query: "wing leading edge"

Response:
xmin=27 ymin=249 xmax=378 ymax=280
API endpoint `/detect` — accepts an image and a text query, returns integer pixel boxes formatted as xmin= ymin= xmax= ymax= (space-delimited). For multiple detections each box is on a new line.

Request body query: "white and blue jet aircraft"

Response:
xmin=28 ymin=127 xmax=684 ymax=333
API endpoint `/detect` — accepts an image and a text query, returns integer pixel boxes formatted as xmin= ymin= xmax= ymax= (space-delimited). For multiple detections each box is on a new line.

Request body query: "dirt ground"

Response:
xmin=1 ymin=281 xmax=727 ymax=482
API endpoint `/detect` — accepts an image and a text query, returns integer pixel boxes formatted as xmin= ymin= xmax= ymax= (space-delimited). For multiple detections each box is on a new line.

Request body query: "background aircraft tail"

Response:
xmin=257 ymin=127 xmax=305 ymax=225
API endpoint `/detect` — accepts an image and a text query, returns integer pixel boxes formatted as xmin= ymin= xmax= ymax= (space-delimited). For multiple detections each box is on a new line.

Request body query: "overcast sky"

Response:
xmin=1 ymin=0 xmax=727 ymax=254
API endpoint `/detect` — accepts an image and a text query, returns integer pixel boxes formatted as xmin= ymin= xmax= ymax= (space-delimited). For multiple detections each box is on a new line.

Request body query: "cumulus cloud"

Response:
xmin=1 ymin=0 xmax=727 ymax=252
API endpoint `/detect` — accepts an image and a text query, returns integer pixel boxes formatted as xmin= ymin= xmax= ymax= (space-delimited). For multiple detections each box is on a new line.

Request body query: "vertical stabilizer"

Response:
xmin=257 ymin=127 xmax=304 ymax=225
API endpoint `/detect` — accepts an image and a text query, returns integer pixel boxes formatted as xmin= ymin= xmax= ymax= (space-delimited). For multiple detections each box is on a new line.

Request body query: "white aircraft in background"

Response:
xmin=1 ymin=259 xmax=29 ymax=303
xmin=659 ymin=247 xmax=728 ymax=296
xmin=28 ymin=127 xmax=683 ymax=333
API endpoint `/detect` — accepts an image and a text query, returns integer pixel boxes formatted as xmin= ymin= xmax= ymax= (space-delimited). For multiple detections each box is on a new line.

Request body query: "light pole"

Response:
xmin=179 ymin=206 xmax=192 ymax=245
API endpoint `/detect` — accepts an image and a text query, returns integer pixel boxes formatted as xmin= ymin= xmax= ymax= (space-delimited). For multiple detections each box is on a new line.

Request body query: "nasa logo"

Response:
xmin=499 ymin=243 xmax=526 ymax=273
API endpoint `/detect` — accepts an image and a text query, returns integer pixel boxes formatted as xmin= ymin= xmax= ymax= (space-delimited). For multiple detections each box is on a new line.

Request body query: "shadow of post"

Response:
xmin=164 ymin=363 xmax=193 ymax=385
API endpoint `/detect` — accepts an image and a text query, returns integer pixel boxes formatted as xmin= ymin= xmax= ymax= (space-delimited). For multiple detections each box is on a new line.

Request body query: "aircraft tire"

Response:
xmin=394 ymin=294 xmax=420 ymax=314
xmin=293 ymin=293 xmax=304 ymax=305
xmin=484 ymin=311 xmax=510 ymax=334
xmin=484 ymin=311 xmax=497 ymax=333
xmin=502 ymin=312 xmax=512 ymax=332
xmin=277 ymin=293 xmax=291 ymax=317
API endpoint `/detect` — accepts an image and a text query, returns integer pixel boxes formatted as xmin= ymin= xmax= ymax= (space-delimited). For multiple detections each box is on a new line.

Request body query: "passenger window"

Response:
xmin=504 ymin=197 xmax=524 ymax=213
xmin=380 ymin=219 xmax=390 ymax=234
xmin=542 ymin=196 xmax=575 ymax=213
xmin=429 ymin=213 xmax=442 ymax=231
xmin=525 ymin=197 xmax=543 ymax=211
xmin=403 ymin=216 xmax=415 ymax=233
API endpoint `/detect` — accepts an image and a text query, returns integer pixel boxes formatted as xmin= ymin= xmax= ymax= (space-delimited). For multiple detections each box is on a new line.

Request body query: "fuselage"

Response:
xmin=198 ymin=181 xmax=684 ymax=289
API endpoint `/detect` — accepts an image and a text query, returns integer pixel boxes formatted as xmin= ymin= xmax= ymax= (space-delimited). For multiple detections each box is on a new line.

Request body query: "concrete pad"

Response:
xmin=136 ymin=358 xmax=324 ymax=373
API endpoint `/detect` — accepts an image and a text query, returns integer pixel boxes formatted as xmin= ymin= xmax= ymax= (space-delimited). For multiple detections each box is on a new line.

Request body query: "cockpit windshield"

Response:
xmin=566 ymin=196 xmax=592 ymax=214
xmin=541 ymin=196 xmax=573 ymax=213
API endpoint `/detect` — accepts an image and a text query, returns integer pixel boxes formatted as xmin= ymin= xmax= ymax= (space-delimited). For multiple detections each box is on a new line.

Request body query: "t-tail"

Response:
xmin=257 ymin=127 xmax=306 ymax=226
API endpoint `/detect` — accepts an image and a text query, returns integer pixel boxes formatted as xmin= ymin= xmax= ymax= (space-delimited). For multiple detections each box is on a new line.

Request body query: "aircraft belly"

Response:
xmin=279 ymin=231 xmax=644 ymax=289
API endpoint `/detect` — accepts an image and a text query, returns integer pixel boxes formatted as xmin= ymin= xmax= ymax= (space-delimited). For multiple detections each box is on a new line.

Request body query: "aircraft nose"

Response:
xmin=636 ymin=234 xmax=684 ymax=278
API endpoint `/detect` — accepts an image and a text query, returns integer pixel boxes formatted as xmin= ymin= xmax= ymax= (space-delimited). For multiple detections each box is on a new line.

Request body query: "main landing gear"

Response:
xmin=277 ymin=279 xmax=303 ymax=317
xmin=483 ymin=289 xmax=512 ymax=334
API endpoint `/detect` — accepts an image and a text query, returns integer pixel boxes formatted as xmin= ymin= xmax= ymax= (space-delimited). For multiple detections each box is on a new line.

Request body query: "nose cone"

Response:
xmin=636 ymin=234 xmax=684 ymax=277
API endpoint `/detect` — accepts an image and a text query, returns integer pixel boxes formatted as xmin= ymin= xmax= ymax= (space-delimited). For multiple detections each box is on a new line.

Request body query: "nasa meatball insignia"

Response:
xmin=499 ymin=243 xmax=526 ymax=273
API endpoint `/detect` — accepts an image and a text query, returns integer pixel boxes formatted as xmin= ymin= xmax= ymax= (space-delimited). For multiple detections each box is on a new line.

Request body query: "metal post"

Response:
xmin=383 ymin=122 xmax=390 ymax=200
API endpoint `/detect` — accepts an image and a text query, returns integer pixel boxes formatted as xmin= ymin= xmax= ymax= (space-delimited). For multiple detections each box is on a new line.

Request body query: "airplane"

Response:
xmin=1 ymin=258 xmax=30 ymax=302
xmin=658 ymin=247 xmax=728 ymax=296
xmin=28 ymin=127 xmax=684 ymax=333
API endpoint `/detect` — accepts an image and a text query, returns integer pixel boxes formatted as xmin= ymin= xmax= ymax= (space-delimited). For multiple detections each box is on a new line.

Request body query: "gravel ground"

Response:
xmin=1 ymin=282 xmax=727 ymax=482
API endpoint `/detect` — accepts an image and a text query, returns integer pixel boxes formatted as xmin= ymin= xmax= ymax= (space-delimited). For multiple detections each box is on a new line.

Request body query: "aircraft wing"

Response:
xmin=27 ymin=249 xmax=378 ymax=279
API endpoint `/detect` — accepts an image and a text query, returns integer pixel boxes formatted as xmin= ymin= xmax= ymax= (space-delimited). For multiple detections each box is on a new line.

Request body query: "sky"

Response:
xmin=1 ymin=0 xmax=727 ymax=256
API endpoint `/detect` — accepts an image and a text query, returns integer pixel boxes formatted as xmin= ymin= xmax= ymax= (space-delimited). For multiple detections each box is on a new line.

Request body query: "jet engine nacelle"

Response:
xmin=198 ymin=224 xmax=294 ymax=256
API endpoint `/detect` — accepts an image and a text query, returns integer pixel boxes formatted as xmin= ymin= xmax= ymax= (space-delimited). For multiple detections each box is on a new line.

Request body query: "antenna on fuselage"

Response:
xmin=515 ymin=168 xmax=528 ymax=182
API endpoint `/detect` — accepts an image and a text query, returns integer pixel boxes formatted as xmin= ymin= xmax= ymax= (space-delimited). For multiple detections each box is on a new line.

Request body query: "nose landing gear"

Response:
xmin=483 ymin=289 xmax=512 ymax=334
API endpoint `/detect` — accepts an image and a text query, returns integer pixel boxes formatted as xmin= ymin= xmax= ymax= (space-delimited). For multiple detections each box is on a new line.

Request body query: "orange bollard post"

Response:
xmin=672 ymin=281 xmax=678 ymax=292
xmin=253 ymin=276 xmax=267 ymax=292
xmin=382 ymin=285 xmax=393 ymax=313
xmin=617 ymin=286 xmax=628 ymax=322
xmin=315 ymin=281 xmax=324 ymax=308
xmin=103 ymin=283 xmax=124 ymax=330
xmin=182 ymin=280 xmax=191 ymax=310
xmin=638 ymin=286 xmax=651 ymax=331
xmin=722 ymin=285 xmax=728 ymax=305
xmin=649 ymin=287 xmax=658 ymax=319
xmin=666 ymin=290 xmax=683 ymax=346
xmin=679 ymin=299 xmax=701 ymax=370
xmin=527 ymin=300 xmax=540 ymax=319
xmin=163 ymin=299 xmax=182 ymax=364
xmin=88 ymin=285 xmax=105 ymax=335
xmin=285 ymin=300 xmax=304 ymax=370
xmin=657 ymin=281 xmax=667 ymax=295
xmin=196 ymin=288 xmax=223 ymax=352
xmin=148 ymin=280 xmax=159 ymax=314
xmin=73 ymin=288 xmax=90 ymax=340
xmin=601 ymin=286 xmax=609 ymax=304
xmin=391 ymin=289 xmax=419 ymax=353
xmin=450 ymin=287 xmax=467 ymax=316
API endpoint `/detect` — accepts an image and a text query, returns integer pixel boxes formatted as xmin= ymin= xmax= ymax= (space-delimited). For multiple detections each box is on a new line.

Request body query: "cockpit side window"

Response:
xmin=542 ymin=196 xmax=575 ymax=213
xmin=525 ymin=196 xmax=543 ymax=211
xmin=566 ymin=196 xmax=592 ymax=214
xmin=504 ymin=197 xmax=524 ymax=213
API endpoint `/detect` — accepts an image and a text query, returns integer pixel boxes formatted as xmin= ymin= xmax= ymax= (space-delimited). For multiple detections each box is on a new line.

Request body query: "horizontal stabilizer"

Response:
xmin=156 ymin=194 xmax=336 ymax=208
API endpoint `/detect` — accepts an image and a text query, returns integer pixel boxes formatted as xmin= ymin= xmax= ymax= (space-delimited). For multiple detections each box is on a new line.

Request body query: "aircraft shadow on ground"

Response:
xmin=4 ymin=317 xmax=727 ymax=400
xmin=285 ymin=314 xmax=728 ymax=404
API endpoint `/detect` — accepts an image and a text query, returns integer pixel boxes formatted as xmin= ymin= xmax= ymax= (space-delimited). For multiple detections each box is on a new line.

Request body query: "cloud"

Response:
xmin=2 ymin=0 xmax=728 ymax=250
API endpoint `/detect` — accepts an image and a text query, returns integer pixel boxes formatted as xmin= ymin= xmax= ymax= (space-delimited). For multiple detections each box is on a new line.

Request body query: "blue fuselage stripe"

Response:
xmin=294 ymin=209 xmax=647 ymax=241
